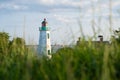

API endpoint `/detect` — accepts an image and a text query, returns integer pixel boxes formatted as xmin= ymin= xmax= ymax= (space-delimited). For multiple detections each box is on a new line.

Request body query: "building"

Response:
xmin=37 ymin=18 xmax=52 ymax=58
xmin=76 ymin=35 xmax=110 ymax=46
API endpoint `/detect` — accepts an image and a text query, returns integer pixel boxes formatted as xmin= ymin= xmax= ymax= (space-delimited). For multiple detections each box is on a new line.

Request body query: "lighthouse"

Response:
xmin=38 ymin=18 xmax=52 ymax=58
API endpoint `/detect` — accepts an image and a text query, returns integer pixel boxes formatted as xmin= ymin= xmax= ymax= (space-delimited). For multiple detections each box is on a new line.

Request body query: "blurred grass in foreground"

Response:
xmin=0 ymin=32 xmax=120 ymax=80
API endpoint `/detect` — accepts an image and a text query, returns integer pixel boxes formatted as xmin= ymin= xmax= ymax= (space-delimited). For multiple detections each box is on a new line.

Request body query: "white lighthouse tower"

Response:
xmin=38 ymin=18 xmax=52 ymax=58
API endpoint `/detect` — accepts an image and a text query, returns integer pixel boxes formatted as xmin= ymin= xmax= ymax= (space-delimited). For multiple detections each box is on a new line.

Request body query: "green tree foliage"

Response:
xmin=0 ymin=32 xmax=120 ymax=80
xmin=9 ymin=37 xmax=27 ymax=56
xmin=111 ymin=28 xmax=120 ymax=44
xmin=0 ymin=32 xmax=9 ymax=54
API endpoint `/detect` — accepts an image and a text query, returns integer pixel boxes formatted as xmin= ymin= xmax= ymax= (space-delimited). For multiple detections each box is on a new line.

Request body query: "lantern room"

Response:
xmin=40 ymin=18 xmax=49 ymax=31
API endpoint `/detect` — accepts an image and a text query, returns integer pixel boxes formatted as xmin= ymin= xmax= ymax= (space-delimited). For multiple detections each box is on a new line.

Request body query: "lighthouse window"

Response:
xmin=47 ymin=33 xmax=49 ymax=39
xmin=48 ymin=50 xmax=50 ymax=55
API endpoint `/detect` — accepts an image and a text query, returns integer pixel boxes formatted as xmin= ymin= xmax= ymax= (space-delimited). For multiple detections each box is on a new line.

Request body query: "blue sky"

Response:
xmin=0 ymin=0 xmax=120 ymax=45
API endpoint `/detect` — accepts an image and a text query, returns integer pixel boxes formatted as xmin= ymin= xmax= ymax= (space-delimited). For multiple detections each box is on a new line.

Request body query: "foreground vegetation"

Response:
xmin=0 ymin=32 xmax=120 ymax=80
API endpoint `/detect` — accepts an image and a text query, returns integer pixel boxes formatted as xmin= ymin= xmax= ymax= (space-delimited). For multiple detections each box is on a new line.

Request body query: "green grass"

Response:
xmin=0 ymin=32 xmax=120 ymax=80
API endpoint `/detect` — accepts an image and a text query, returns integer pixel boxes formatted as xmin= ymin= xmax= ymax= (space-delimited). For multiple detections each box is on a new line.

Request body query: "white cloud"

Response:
xmin=12 ymin=4 xmax=28 ymax=10
xmin=37 ymin=0 xmax=90 ymax=8
xmin=0 ymin=3 xmax=28 ymax=10
xmin=54 ymin=14 xmax=72 ymax=23
xmin=61 ymin=1 xmax=82 ymax=7
xmin=112 ymin=0 xmax=120 ymax=7
xmin=38 ymin=0 xmax=55 ymax=5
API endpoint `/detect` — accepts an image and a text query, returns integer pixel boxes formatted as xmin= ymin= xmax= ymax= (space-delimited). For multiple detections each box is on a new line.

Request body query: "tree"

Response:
xmin=0 ymin=32 xmax=9 ymax=54
xmin=111 ymin=28 xmax=120 ymax=44
xmin=9 ymin=37 xmax=27 ymax=55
